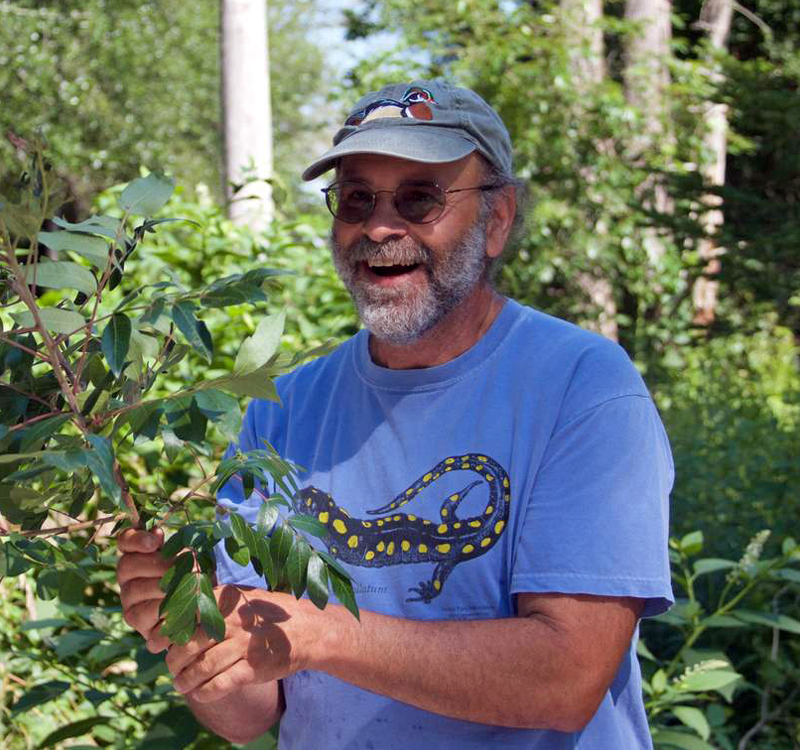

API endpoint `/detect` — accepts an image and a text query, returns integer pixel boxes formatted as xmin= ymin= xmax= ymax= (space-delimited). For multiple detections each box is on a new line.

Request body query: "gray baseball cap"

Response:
xmin=301 ymin=80 xmax=513 ymax=182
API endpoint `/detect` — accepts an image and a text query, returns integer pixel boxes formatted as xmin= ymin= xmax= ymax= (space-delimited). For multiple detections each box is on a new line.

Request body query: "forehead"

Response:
xmin=336 ymin=152 xmax=483 ymax=186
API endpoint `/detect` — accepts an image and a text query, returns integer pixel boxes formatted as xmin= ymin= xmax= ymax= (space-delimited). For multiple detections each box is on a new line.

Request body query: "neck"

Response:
xmin=368 ymin=284 xmax=504 ymax=369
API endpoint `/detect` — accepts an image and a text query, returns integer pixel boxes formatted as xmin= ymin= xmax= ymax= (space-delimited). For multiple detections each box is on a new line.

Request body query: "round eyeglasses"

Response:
xmin=321 ymin=180 xmax=499 ymax=225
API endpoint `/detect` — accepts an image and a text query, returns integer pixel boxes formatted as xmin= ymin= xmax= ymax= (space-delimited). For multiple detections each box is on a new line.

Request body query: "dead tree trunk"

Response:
xmin=220 ymin=0 xmax=274 ymax=230
xmin=692 ymin=0 xmax=733 ymax=325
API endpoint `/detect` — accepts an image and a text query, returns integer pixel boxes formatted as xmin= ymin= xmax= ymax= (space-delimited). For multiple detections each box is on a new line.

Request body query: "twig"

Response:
xmin=3 ymin=514 xmax=125 ymax=538
xmin=738 ymin=686 xmax=799 ymax=749
xmin=0 ymin=382 xmax=55 ymax=412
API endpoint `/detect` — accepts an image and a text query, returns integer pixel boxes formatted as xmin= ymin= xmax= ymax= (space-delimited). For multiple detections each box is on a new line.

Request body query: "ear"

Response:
xmin=485 ymin=187 xmax=517 ymax=260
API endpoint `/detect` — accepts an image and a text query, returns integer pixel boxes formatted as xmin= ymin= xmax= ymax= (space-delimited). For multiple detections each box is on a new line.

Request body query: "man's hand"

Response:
xmin=165 ymin=586 xmax=312 ymax=704
xmin=117 ymin=527 xmax=172 ymax=653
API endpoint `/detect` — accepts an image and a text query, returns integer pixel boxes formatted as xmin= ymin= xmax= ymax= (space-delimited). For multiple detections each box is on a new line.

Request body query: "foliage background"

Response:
xmin=2 ymin=0 xmax=799 ymax=747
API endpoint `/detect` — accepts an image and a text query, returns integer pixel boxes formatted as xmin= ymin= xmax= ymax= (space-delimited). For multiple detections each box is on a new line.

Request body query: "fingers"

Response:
xmin=118 ymin=527 xmax=164 ymax=554
xmin=123 ymin=598 xmax=163 ymax=639
xmin=184 ymin=659 xmax=257 ymax=704
xmin=120 ymin=577 xmax=164 ymax=610
xmin=166 ymin=630 xmax=213 ymax=676
xmin=117 ymin=551 xmax=172 ymax=587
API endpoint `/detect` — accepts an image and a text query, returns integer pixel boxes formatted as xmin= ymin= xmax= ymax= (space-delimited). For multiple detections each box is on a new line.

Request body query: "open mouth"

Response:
xmin=363 ymin=260 xmax=421 ymax=278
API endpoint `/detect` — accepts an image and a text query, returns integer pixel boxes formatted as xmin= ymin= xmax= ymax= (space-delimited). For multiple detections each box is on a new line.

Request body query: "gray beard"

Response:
xmin=330 ymin=213 xmax=490 ymax=345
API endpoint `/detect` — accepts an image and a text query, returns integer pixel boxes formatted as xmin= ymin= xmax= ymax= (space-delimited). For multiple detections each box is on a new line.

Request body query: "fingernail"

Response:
xmin=145 ymin=535 xmax=157 ymax=551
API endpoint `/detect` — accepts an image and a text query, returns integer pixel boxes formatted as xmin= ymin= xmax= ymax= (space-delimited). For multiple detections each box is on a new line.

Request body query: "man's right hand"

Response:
xmin=117 ymin=527 xmax=172 ymax=653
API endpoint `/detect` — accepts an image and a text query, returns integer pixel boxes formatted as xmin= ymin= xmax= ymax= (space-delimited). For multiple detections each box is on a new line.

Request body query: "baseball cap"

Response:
xmin=301 ymin=80 xmax=513 ymax=181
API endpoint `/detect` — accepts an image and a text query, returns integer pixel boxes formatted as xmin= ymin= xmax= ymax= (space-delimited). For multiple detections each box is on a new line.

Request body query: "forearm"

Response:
xmin=308 ymin=603 xmax=601 ymax=731
xmin=184 ymin=680 xmax=283 ymax=745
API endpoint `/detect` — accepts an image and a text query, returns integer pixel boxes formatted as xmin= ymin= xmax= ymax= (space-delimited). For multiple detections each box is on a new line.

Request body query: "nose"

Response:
xmin=360 ymin=191 xmax=408 ymax=244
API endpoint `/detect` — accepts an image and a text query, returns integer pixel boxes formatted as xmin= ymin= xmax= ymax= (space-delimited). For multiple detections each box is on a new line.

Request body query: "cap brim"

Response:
xmin=301 ymin=125 xmax=477 ymax=181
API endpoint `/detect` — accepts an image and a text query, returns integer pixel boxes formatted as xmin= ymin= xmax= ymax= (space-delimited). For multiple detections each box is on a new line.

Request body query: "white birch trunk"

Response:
xmin=561 ymin=0 xmax=619 ymax=341
xmin=220 ymin=0 xmax=274 ymax=230
xmin=692 ymin=0 xmax=733 ymax=325
xmin=623 ymin=0 xmax=673 ymax=266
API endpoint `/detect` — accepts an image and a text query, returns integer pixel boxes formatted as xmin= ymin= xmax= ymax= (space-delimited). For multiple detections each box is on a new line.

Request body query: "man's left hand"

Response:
xmin=165 ymin=585 xmax=314 ymax=703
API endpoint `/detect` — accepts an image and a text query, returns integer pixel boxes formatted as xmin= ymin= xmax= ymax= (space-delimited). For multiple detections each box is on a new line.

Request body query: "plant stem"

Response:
xmin=3 ymin=514 xmax=126 ymax=538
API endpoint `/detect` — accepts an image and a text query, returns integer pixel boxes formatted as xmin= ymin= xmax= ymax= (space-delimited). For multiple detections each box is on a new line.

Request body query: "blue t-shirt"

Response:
xmin=216 ymin=298 xmax=674 ymax=749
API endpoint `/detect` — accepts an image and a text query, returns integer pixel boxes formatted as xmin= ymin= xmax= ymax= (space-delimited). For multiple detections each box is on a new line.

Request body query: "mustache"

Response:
xmin=344 ymin=236 xmax=432 ymax=266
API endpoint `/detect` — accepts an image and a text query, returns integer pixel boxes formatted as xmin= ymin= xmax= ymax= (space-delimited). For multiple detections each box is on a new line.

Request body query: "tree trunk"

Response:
xmin=561 ymin=0 xmax=620 ymax=341
xmin=692 ymin=0 xmax=733 ymax=326
xmin=220 ymin=0 xmax=274 ymax=230
xmin=623 ymin=0 xmax=673 ymax=266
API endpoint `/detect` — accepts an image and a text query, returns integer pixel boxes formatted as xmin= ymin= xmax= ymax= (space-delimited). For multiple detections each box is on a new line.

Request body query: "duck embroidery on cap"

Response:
xmin=345 ymin=87 xmax=436 ymax=127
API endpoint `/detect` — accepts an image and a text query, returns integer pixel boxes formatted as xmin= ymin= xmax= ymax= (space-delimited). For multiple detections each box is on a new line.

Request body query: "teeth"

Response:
xmin=367 ymin=259 xmax=417 ymax=268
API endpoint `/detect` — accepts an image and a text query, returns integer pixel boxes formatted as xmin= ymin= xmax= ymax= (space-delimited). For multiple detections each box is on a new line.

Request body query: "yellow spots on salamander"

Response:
xmin=347 ymin=535 xmax=359 ymax=549
xmin=365 ymin=550 xmax=375 ymax=561
xmin=503 ymin=477 xmax=510 ymax=488
xmin=453 ymin=522 xmax=462 ymax=529
xmin=305 ymin=497 xmax=312 ymax=507
xmin=387 ymin=541 xmax=395 ymax=556
xmin=331 ymin=546 xmax=338 ymax=554
xmin=441 ymin=508 xmax=449 ymax=518
xmin=377 ymin=541 xmax=385 ymax=552
xmin=476 ymin=464 xmax=483 ymax=471
xmin=469 ymin=520 xmax=481 ymax=528
xmin=423 ymin=472 xmax=433 ymax=482
xmin=423 ymin=519 xmax=432 ymax=525
xmin=401 ymin=540 xmax=411 ymax=552
xmin=406 ymin=488 xmax=414 ymax=496
xmin=444 ymin=466 xmax=452 ymax=472
xmin=333 ymin=519 xmax=347 ymax=534
xmin=318 ymin=511 xmax=329 ymax=524
xmin=485 ymin=506 xmax=494 ymax=515
xmin=449 ymin=493 xmax=460 ymax=501
xmin=462 ymin=543 xmax=475 ymax=554
xmin=437 ymin=543 xmax=451 ymax=554
xmin=419 ymin=543 xmax=429 ymax=553
xmin=460 ymin=454 xmax=470 ymax=461
xmin=437 ymin=523 xmax=448 ymax=534
xmin=407 ymin=514 xmax=417 ymax=521
xmin=485 ymin=474 xmax=494 ymax=482
xmin=495 ymin=520 xmax=506 ymax=534
xmin=461 ymin=463 xmax=470 ymax=470
xmin=480 ymin=537 xmax=492 ymax=548
xmin=434 ymin=580 xmax=441 ymax=591
xmin=377 ymin=519 xmax=384 ymax=527
xmin=362 ymin=521 xmax=373 ymax=528
xmin=393 ymin=515 xmax=401 ymax=522
xmin=445 ymin=458 xmax=456 ymax=464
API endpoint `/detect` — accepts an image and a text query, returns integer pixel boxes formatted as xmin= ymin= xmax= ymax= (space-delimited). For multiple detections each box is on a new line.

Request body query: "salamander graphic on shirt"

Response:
xmin=292 ymin=453 xmax=510 ymax=603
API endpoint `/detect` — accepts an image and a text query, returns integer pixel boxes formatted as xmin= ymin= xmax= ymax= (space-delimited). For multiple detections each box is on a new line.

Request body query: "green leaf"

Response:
xmin=680 ymin=531 xmax=703 ymax=556
xmin=10 ymin=680 xmax=71 ymax=715
xmin=171 ymin=301 xmax=213 ymax=363
xmin=672 ymin=706 xmax=710 ymax=741
xmin=732 ymin=610 xmax=800 ymax=635
xmin=210 ymin=365 xmax=280 ymax=400
xmin=234 ymin=312 xmax=286 ymax=375
xmin=37 ymin=231 xmax=109 ymax=268
xmin=197 ymin=573 xmax=225 ymax=641
xmin=679 ymin=670 xmax=741 ymax=693
xmin=270 ymin=522 xmax=294 ymax=570
xmin=286 ymin=536 xmax=310 ymax=598
xmin=20 ymin=414 xmax=71 ymax=453
xmin=101 ymin=313 xmax=132 ymax=377
xmin=159 ymin=551 xmax=195 ymax=594
xmin=652 ymin=729 xmax=716 ymax=750
xmin=160 ymin=570 xmax=199 ymax=642
xmin=118 ymin=172 xmax=176 ymax=216
xmin=329 ymin=565 xmax=360 ymax=620
xmin=52 ymin=214 xmax=122 ymax=241
xmin=12 ymin=308 xmax=86 ymax=335
xmin=306 ymin=552 xmax=329 ymax=610
xmin=85 ymin=435 xmax=122 ymax=507
xmin=23 ymin=260 xmax=97 ymax=295
xmin=38 ymin=716 xmax=111 ymax=749
xmin=257 ymin=500 xmax=280 ymax=534
xmin=692 ymin=558 xmax=736 ymax=577
xmin=54 ymin=629 xmax=105 ymax=659
xmin=224 ymin=535 xmax=251 ymax=567
xmin=288 ymin=514 xmax=330 ymax=541
xmin=194 ymin=389 xmax=242 ymax=441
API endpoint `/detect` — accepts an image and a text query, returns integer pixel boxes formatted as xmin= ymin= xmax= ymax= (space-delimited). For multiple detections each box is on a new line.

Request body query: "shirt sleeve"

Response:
xmin=510 ymin=394 xmax=674 ymax=617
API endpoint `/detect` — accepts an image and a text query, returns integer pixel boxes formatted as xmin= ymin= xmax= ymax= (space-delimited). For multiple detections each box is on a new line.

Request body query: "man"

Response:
xmin=117 ymin=80 xmax=674 ymax=748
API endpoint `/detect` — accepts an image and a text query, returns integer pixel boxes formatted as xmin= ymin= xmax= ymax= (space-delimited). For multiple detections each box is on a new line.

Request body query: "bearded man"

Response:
xmin=117 ymin=80 xmax=674 ymax=749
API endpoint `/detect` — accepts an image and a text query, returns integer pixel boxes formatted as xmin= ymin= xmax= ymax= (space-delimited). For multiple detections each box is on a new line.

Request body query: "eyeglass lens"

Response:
xmin=325 ymin=182 xmax=446 ymax=224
